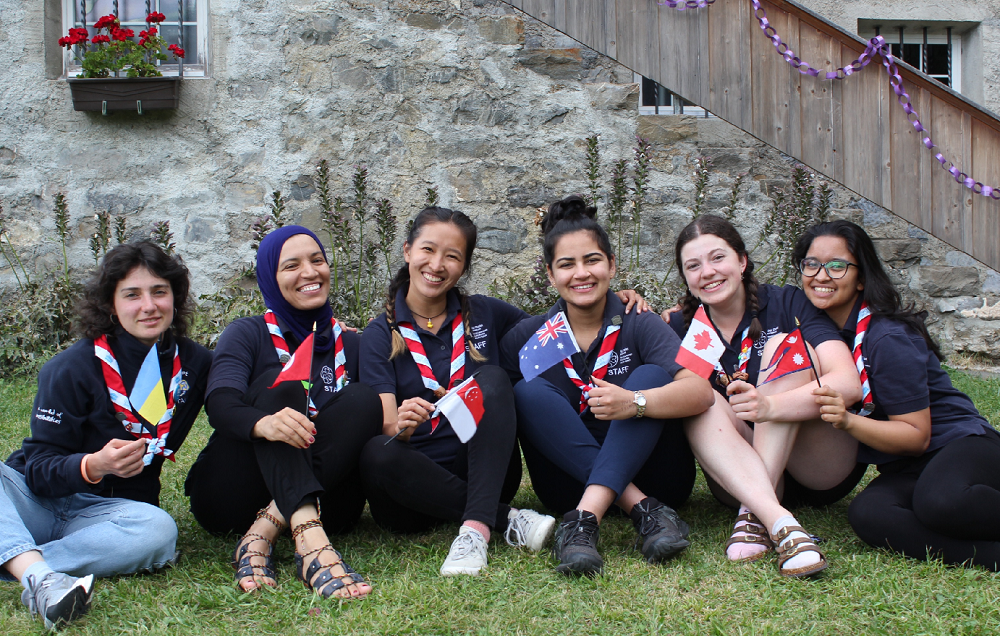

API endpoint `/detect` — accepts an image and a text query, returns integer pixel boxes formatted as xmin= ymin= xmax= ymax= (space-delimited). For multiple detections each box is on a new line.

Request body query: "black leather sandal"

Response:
xmin=233 ymin=506 xmax=284 ymax=591
xmin=292 ymin=518 xmax=370 ymax=600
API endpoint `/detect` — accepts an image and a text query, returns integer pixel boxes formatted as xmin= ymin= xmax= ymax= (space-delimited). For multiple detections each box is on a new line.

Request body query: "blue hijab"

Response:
xmin=256 ymin=225 xmax=336 ymax=352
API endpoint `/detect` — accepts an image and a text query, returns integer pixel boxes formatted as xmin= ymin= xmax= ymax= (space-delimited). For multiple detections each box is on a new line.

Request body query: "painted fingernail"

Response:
xmin=309 ymin=436 xmax=315 ymax=443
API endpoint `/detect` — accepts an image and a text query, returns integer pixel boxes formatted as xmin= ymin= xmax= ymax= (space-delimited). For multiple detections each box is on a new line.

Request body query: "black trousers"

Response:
xmin=848 ymin=428 xmax=1000 ymax=570
xmin=359 ymin=365 xmax=521 ymax=533
xmin=186 ymin=373 xmax=382 ymax=535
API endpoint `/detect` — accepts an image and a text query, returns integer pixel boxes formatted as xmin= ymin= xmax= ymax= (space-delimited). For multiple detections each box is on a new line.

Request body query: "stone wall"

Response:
xmin=1 ymin=0 xmax=1000 ymax=358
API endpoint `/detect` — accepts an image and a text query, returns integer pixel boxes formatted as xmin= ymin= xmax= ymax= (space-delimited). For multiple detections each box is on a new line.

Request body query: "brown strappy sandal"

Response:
xmin=725 ymin=511 xmax=774 ymax=563
xmin=233 ymin=506 xmax=285 ymax=591
xmin=772 ymin=524 xmax=829 ymax=578
xmin=291 ymin=518 xmax=370 ymax=600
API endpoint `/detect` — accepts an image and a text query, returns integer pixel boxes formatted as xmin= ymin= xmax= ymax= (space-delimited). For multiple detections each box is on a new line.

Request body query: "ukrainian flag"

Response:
xmin=130 ymin=345 xmax=167 ymax=426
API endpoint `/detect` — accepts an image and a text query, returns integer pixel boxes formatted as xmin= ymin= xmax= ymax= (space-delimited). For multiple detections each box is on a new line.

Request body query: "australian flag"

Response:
xmin=519 ymin=311 xmax=581 ymax=382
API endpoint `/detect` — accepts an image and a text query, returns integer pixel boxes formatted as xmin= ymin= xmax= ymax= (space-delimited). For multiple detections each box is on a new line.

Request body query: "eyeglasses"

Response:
xmin=798 ymin=258 xmax=857 ymax=279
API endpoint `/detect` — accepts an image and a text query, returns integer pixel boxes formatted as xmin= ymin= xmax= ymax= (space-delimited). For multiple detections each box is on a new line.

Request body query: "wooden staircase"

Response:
xmin=500 ymin=0 xmax=1000 ymax=271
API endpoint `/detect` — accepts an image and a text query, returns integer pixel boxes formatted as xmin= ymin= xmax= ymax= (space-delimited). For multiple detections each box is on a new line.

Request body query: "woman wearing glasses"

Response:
xmin=670 ymin=214 xmax=862 ymax=577
xmin=792 ymin=220 xmax=1000 ymax=570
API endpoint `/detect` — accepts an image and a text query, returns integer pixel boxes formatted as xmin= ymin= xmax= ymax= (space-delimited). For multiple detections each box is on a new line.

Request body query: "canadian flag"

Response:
xmin=433 ymin=376 xmax=485 ymax=443
xmin=675 ymin=305 xmax=725 ymax=379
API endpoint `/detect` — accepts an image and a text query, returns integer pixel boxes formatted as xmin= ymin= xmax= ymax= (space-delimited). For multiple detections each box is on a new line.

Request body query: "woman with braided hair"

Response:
xmin=667 ymin=214 xmax=863 ymax=577
xmin=359 ymin=206 xmax=559 ymax=577
xmin=185 ymin=226 xmax=382 ymax=600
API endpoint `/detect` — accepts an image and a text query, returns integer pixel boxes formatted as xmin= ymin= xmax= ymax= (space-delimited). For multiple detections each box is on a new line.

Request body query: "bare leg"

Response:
xmin=4 ymin=550 xmax=44 ymax=582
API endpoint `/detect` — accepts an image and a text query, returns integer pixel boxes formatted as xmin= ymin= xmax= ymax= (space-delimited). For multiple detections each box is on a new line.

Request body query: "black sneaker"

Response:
xmin=21 ymin=572 xmax=94 ymax=631
xmin=553 ymin=510 xmax=603 ymax=575
xmin=630 ymin=497 xmax=691 ymax=563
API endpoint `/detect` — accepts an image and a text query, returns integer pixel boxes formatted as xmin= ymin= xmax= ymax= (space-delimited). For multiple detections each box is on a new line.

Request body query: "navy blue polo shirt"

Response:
xmin=501 ymin=292 xmax=684 ymax=421
xmin=361 ymin=289 xmax=528 ymax=466
xmin=669 ymin=283 xmax=841 ymax=393
xmin=208 ymin=314 xmax=362 ymax=435
xmin=838 ymin=300 xmax=992 ymax=466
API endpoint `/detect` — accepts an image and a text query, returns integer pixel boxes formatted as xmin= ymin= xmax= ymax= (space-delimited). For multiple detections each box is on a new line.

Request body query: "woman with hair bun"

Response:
xmin=186 ymin=226 xmax=382 ymax=600
xmin=359 ymin=206 xmax=558 ymax=577
xmin=1 ymin=241 xmax=211 ymax=629
xmin=670 ymin=214 xmax=862 ymax=578
xmin=793 ymin=220 xmax=1000 ymax=570
xmin=502 ymin=195 xmax=716 ymax=576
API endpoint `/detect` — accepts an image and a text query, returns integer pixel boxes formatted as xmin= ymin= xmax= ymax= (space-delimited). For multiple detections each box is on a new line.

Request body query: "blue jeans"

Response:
xmin=0 ymin=462 xmax=177 ymax=580
xmin=514 ymin=364 xmax=695 ymax=512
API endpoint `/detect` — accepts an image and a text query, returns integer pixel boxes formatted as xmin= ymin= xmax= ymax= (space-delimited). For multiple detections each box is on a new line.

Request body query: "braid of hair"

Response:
xmin=385 ymin=264 xmax=410 ymax=360
xmin=744 ymin=269 xmax=762 ymax=343
xmin=679 ymin=288 xmax=702 ymax=333
xmin=457 ymin=288 xmax=486 ymax=363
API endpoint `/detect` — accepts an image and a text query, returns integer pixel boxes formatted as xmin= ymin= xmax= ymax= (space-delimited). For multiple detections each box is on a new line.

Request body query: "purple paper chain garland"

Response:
xmin=657 ymin=0 xmax=1000 ymax=199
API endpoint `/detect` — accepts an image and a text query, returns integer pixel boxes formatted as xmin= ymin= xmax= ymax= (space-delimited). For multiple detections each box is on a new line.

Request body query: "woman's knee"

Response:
xmin=622 ymin=365 xmax=670 ymax=392
xmin=359 ymin=436 xmax=408 ymax=485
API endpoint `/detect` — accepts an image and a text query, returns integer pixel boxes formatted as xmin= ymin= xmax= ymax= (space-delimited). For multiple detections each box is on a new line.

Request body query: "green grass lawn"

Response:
xmin=2 ymin=370 xmax=1000 ymax=635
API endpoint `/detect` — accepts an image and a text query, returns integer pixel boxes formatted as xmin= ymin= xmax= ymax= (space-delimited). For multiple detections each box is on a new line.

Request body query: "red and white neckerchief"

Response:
xmin=264 ymin=310 xmax=348 ymax=418
xmin=94 ymin=335 xmax=180 ymax=465
xmin=563 ymin=323 xmax=621 ymax=414
xmin=397 ymin=312 xmax=466 ymax=431
xmin=849 ymin=302 xmax=874 ymax=416
xmin=397 ymin=313 xmax=465 ymax=397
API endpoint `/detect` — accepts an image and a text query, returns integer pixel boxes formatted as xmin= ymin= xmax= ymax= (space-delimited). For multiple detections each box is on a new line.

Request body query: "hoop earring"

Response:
xmin=110 ymin=314 xmax=120 ymax=325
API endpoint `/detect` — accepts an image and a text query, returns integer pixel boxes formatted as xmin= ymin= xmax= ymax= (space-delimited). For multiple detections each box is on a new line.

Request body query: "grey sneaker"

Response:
xmin=553 ymin=510 xmax=603 ymax=575
xmin=440 ymin=526 xmax=488 ymax=577
xmin=21 ymin=572 xmax=95 ymax=631
xmin=629 ymin=497 xmax=691 ymax=563
xmin=504 ymin=508 xmax=556 ymax=552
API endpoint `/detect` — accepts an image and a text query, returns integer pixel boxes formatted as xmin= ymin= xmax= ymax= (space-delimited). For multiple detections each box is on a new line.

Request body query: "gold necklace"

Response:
xmin=409 ymin=308 xmax=446 ymax=329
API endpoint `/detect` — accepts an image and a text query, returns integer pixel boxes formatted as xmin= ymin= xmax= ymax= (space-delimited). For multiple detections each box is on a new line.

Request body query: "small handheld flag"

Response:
xmin=130 ymin=345 xmax=168 ymax=427
xmin=675 ymin=305 xmax=725 ymax=379
xmin=269 ymin=331 xmax=315 ymax=390
xmin=383 ymin=371 xmax=482 ymax=445
xmin=519 ymin=311 xmax=581 ymax=382
xmin=760 ymin=324 xmax=815 ymax=385
xmin=432 ymin=375 xmax=485 ymax=443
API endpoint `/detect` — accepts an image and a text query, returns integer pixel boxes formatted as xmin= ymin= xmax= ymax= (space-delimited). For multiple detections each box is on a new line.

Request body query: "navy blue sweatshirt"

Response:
xmin=6 ymin=330 xmax=211 ymax=506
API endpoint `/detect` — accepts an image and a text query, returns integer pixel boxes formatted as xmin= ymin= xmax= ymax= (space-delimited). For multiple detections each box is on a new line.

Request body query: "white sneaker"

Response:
xmin=505 ymin=508 xmax=556 ymax=552
xmin=440 ymin=526 xmax=488 ymax=577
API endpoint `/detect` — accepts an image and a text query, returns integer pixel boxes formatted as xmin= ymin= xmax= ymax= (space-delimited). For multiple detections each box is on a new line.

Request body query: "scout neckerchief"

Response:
xmin=849 ymin=301 xmax=875 ymax=416
xmin=397 ymin=312 xmax=466 ymax=399
xmin=706 ymin=304 xmax=751 ymax=381
xmin=563 ymin=323 xmax=621 ymax=414
xmin=94 ymin=335 xmax=180 ymax=465
xmin=264 ymin=310 xmax=348 ymax=418
xmin=397 ymin=312 xmax=465 ymax=431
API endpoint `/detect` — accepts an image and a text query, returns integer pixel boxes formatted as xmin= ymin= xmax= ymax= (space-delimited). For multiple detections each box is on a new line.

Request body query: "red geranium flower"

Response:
xmin=92 ymin=34 xmax=110 ymax=44
xmin=58 ymin=36 xmax=69 ymax=47
xmin=168 ymin=44 xmax=185 ymax=59
xmin=146 ymin=12 xmax=166 ymax=23
xmin=94 ymin=14 xmax=118 ymax=30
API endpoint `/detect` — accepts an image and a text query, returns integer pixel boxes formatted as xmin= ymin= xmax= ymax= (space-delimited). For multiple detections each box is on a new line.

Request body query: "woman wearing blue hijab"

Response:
xmin=186 ymin=226 xmax=382 ymax=600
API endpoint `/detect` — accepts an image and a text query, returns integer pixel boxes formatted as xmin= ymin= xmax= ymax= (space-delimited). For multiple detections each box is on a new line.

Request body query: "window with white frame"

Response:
xmin=62 ymin=0 xmax=209 ymax=77
xmin=635 ymin=73 xmax=712 ymax=117
xmin=858 ymin=21 xmax=962 ymax=92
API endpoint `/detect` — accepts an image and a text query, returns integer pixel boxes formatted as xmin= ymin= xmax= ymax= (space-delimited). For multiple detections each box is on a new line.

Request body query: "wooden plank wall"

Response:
xmin=502 ymin=0 xmax=1000 ymax=272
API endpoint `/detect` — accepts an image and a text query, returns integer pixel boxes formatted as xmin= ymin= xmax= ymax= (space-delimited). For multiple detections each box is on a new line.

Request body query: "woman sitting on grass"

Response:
xmin=1 ymin=241 xmax=212 ymax=630
xmin=792 ymin=220 xmax=1000 ymax=570
xmin=669 ymin=214 xmax=862 ymax=577
xmin=503 ymin=196 xmax=716 ymax=576
xmin=185 ymin=226 xmax=382 ymax=600
xmin=359 ymin=206 xmax=559 ymax=577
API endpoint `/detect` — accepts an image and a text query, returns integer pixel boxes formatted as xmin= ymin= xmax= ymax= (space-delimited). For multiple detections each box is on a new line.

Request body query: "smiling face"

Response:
xmin=547 ymin=229 xmax=615 ymax=310
xmin=403 ymin=221 xmax=468 ymax=304
xmin=679 ymin=233 xmax=747 ymax=311
xmin=113 ymin=266 xmax=175 ymax=346
xmin=275 ymin=234 xmax=331 ymax=311
xmin=801 ymin=234 xmax=864 ymax=328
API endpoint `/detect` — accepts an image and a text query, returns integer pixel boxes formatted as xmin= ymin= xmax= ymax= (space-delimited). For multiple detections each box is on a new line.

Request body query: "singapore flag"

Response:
xmin=675 ymin=305 xmax=725 ymax=379
xmin=432 ymin=375 xmax=485 ymax=443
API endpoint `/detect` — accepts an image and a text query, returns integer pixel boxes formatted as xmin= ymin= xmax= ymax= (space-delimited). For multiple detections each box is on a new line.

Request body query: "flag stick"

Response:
xmin=305 ymin=321 xmax=317 ymax=415
xmin=795 ymin=317 xmax=822 ymax=388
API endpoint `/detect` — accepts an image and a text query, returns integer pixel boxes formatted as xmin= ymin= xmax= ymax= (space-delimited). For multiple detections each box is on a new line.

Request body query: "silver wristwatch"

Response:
xmin=633 ymin=391 xmax=647 ymax=418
